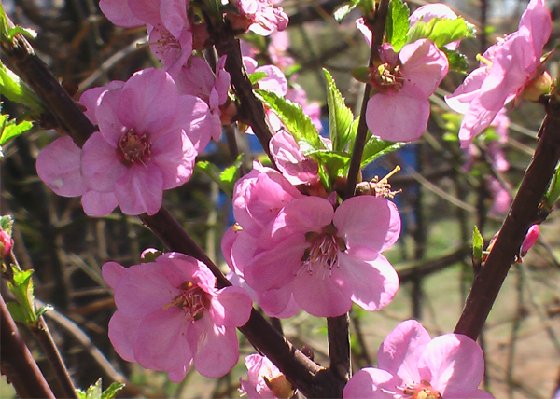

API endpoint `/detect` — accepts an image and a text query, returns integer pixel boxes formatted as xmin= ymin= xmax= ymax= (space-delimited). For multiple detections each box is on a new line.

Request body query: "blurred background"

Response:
xmin=1 ymin=0 xmax=560 ymax=397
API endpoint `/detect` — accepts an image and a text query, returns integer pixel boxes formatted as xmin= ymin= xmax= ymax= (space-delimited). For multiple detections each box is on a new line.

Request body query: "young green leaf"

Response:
xmin=255 ymin=89 xmax=323 ymax=149
xmin=306 ymin=149 xmax=351 ymax=190
xmin=386 ymin=0 xmax=410 ymax=51
xmin=407 ymin=18 xmax=475 ymax=49
xmin=77 ymin=378 xmax=125 ymax=399
xmin=0 ymin=117 xmax=33 ymax=145
xmin=323 ymin=68 xmax=354 ymax=152
xmin=544 ymin=163 xmax=560 ymax=210
xmin=472 ymin=225 xmax=484 ymax=264
xmin=360 ymin=133 xmax=402 ymax=167
xmin=248 ymin=71 xmax=268 ymax=85
xmin=195 ymin=155 xmax=243 ymax=198
xmin=7 ymin=266 xmax=37 ymax=324
xmin=0 ymin=63 xmax=43 ymax=113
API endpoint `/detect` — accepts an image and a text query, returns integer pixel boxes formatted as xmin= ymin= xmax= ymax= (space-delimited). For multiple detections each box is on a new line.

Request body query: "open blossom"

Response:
xmin=103 ymin=252 xmax=252 ymax=381
xmin=366 ymin=39 xmax=448 ymax=142
xmin=445 ymin=0 xmax=552 ymax=147
xmin=226 ymin=171 xmax=401 ymax=316
xmin=240 ymin=354 xmax=294 ymax=399
xmin=37 ymin=68 xmax=207 ymax=216
xmin=343 ymin=320 xmax=495 ymax=399
xmin=100 ymin=0 xmax=192 ymax=72
xmin=230 ymin=0 xmax=288 ymax=36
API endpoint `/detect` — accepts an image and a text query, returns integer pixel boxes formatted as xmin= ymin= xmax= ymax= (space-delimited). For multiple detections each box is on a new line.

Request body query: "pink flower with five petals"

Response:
xmin=343 ymin=320 xmax=495 ymax=399
xmin=235 ymin=194 xmax=400 ymax=317
xmin=103 ymin=252 xmax=252 ymax=381
xmin=366 ymin=39 xmax=448 ymax=142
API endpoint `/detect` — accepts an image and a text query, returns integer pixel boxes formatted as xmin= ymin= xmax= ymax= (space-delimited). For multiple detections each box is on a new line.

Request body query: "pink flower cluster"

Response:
xmin=222 ymin=163 xmax=400 ymax=318
xmin=103 ymin=252 xmax=252 ymax=380
xmin=344 ymin=320 xmax=494 ymax=399
xmin=445 ymin=0 xmax=552 ymax=147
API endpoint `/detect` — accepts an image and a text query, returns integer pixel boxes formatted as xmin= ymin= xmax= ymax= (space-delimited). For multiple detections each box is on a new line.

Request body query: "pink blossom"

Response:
xmin=100 ymin=0 xmax=192 ymax=72
xmin=53 ymin=67 xmax=206 ymax=216
xmin=231 ymin=163 xmax=302 ymax=237
xmin=445 ymin=0 xmax=551 ymax=148
xmin=270 ymin=130 xmax=319 ymax=186
xmin=240 ymin=354 xmax=293 ymax=399
xmin=343 ymin=320 xmax=495 ymax=399
xmin=233 ymin=195 xmax=400 ymax=317
xmin=103 ymin=252 xmax=252 ymax=381
xmin=521 ymin=225 xmax=540 ymax=256
xmin=366 ymin=39 xmax=448 ymax=142
xmin=230 ymin=0 xmax=288 ymax=36
xmin=174 ymin=55 xmax=231 ymax=146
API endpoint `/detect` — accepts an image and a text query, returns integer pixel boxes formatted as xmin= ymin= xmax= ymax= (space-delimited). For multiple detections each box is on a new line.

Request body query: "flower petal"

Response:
xmin=343 ymin=368 xmax=398 ymax=399
xmin=419 ymin=334 xmax=485 ymax=394
xmin=377 ymin=320 xmax=430 ymax=383
xmin=334 ymin=196 xmax=400 ymax=256
xmin=337 ymin=253 xmax=399 ymax=311
xmin=211 ymin=286 xmax=252 ymax=327
xmin=115 ymin=165 xmax=164 ymax=215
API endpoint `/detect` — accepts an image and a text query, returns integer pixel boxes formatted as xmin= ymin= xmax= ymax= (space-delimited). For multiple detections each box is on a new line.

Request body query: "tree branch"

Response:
xmin=454 ymin=99 xmax=560 ymax=339
xmin=0 ymin=293 xmax=55 ymax=399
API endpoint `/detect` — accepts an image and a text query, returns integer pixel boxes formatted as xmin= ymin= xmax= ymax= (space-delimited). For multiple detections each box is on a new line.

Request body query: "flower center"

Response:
xmin=400 ymin=380 xmax=442 ymax=399
xmin=118 ymin=130 xmax=151 ymax=166
xmin=300 ymin=225 xmax=346 ymax=276
xmin=168 ymin=281 xmax=210 ymax=322
xmin=371 ymin=63 xmax=404 ymax=92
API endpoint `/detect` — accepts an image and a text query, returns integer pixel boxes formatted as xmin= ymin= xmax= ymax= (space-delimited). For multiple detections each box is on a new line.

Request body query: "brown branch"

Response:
xmin=454 ymin=99 xmax=560 ymax=339
xmin=30 ymin=317 xmax=77 ymax=399
xmin=0 ymin=293 xmax=55 ymax=399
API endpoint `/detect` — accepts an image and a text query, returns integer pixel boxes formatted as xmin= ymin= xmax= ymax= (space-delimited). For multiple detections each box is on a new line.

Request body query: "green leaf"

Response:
xmin=77 ymin=379 xmax=125 ymax=399
xmin=0 ymin=63 xmax=43 ymax=113
xmin=101 ymin=382 xmax=125 ymax=399
xmin=472 ymin=225 xmax=483 ymax=263
xmin=0 ymin=4 xmax=9 ymax=39
xmin=255 ymin=89 xmax=323 ymax=149
xmin=248 ymin=71 xmax=267 ymax=85
xmin=408 ymin=18 xmax=475 ymax=49
xmin=442 ymin=48 xmax=470 ymax=73
xmin=7 ymin=266 xmax=37 ymax=324
xmin=6 ymin=302 xmax=27 ymax=324
xmin=333 ymin=3 xmax=357 ymax=23
xmin=545 ymin=163 xmax=560 ymax=209
xmin=360 ymin=133 xmax=402 ymax=167
xmin=306 ymin=149 xmax=351 ymax=189
xmin=0 ymin=118 xmax=33 ymax=145
xmin=386 ymin=0 xmax=410 ymax=51
xmin=36 ymin=305 xmax=53 ymax=319
xmin=195 ymin=155 xmax=243 ymax=198
xmin=323 ymin=69 xmax=354 ymax=152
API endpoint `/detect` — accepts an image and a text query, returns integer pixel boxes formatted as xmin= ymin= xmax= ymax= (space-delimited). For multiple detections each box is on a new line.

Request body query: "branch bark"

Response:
xmin=0 ymin=294 xmax=55 ymax=399
xmin=455 ymin=99 xmax=560 ymax=339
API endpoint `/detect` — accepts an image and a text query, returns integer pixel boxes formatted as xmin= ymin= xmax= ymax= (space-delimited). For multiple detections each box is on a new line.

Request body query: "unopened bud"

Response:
xmin=0 ymin=229 xmax=13 ymax=258
xmin=520 ymin=225 xmax=539 ymax=257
